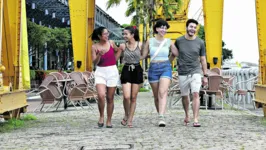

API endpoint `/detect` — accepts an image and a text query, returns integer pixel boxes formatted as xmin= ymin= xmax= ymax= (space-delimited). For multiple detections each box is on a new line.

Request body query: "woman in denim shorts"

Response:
xmin=141 ymin=19 xmax=178 ymax=127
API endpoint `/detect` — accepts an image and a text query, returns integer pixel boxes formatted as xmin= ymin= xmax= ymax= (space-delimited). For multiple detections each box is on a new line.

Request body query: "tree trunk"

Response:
xmin=149 ymin=0 xmax=154 ymax=38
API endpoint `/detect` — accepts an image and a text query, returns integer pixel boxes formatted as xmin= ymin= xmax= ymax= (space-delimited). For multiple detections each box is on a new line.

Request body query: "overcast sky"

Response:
xmin=96 ymin=0 xmax=259 ymax=64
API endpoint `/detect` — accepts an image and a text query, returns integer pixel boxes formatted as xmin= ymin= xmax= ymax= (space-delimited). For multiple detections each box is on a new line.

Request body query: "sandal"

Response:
xmin=184 ymin=119 xmax=190 ymax=126
xmin=97 ymin=122 xmax=104 ymax=128
xmin=128 ymin=124 xmax=133 ymax=128
xmin=121 ymin=118 xmax=127 ymax=126
xmin=193 ymin=122 xmax=201 ymax=127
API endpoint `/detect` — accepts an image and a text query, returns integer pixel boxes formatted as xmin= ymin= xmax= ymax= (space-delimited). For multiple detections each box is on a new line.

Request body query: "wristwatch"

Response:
xmin=204 ymin=74 xmax=208 ymax=78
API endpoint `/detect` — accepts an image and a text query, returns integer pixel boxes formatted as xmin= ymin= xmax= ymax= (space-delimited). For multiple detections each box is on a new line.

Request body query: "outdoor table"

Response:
xmin=53 ymin=79 xmax=73 ymax=109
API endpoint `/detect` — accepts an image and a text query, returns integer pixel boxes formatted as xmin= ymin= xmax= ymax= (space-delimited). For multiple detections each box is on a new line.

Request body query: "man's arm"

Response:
xmin=199 ymin=40 xmax=207 ymax=75
xmin=200 ymin=56 xmax=208 ymax=75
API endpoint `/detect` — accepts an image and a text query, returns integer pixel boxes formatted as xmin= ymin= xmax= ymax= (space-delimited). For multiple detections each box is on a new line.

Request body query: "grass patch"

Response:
xmin=261 ymin=118 xmax=266 ymax=126
xmin=139 ymin=88 xmax=150 ymax=92
xmin=0 ymin=114 xmax=37 ymax=133
xmin=22 ymin=114 xmax=37 ymax=121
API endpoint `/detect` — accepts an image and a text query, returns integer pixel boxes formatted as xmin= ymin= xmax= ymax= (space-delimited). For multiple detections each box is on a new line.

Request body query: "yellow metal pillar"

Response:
xmin=2 ymin=0 xmax=14 ymax=88
xmin=0 ymin=0 xmax=27 ymax=118
xmin=202 ymin=0 xmax=224 ymax=68
xmin=254 ymin=0 xmax=266 ymax=106
xmin=69 ymin=0 xmax=94 ymax=72
xmin=21 ymin=0 xmax=30 ymax=89
xmin=0 ymin=0 xmax=4 ymax=91
xmin=87 ymin=0 xmax=94 ymax=71
xmin=2 ymin=0 xmax=22 ymax=89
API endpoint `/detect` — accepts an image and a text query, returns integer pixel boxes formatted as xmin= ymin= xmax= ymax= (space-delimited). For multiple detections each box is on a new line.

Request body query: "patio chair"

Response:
xmin=34 ymin=74 xmax=63 ymax=112
xmin=200 ymin=75 xmax=224 ymax=110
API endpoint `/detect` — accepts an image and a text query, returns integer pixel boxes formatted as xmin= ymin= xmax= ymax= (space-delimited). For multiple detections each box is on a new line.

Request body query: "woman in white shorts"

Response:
xmin=91 ymin=27 xmax=120 ymax=128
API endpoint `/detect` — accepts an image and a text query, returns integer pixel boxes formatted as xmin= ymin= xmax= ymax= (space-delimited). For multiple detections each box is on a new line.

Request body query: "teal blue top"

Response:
xmin=149 ymin=38 xmax=171 ymax=61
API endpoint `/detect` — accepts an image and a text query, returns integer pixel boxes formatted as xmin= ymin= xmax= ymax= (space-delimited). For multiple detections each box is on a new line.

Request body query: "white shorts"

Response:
xmin=179 ymin=73 xmax=202 ymax=96
xmin=94 ymin=65 xmax=119 ymax=87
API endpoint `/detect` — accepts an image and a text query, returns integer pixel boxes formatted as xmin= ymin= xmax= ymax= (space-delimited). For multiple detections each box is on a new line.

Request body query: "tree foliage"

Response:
xmin=106 ymin=0 xmax=182 ymax=32
xmin=27 ymin=20 xmax=71 ymax=69
xmin=27 ymin=20 xmax=71 ymax=54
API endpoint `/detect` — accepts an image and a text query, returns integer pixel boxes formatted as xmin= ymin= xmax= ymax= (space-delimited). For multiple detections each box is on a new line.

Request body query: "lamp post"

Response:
xmin=44 ymin=42 xmax=47 ymax=70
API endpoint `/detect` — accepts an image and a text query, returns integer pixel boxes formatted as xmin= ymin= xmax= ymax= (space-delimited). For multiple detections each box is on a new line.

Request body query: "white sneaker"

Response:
xmin=158 ymin=115 xmax=166 ymax=127
xmin=158 ymin=120 xmax=166 ymax=127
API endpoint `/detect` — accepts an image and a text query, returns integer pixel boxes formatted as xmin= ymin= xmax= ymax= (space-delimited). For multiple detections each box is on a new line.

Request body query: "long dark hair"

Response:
xmin=91 ymin=26 xmax=107 ymax=41
xmin=124 ymin=26 xmax=140 ymax=41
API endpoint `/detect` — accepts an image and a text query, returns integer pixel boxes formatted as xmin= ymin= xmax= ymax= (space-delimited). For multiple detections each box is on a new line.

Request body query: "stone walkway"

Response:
xmin=1 ymin=92 xmax=266 ymax=150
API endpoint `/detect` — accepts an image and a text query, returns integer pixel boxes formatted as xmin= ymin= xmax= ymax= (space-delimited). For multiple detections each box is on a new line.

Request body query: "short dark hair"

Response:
xmin=153 ymin=19 xmax=170 ymax=34
xmin=91 ymin=26 xmax=107 ymax=41
xmin=186 ymin=19 xmax=198 ymax=27
xmin=124 ymin=26 xmax=140 ymax=41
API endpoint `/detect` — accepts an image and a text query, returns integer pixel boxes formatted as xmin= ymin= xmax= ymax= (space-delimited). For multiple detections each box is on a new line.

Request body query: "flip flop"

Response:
xmin=97 ymin=122 xmax=104 ymax=128
xmin=106 ymin=125 xmax=113 ymax=128
xmin=184 ymin=119 xmax=190 ymax=126
xmin=128 ymin=124 xmax=133 ymax=128
xmin=193 ymin=122 xmax=201 ymax=127
xmin=121 ymin=118 xmax=127 ymax=126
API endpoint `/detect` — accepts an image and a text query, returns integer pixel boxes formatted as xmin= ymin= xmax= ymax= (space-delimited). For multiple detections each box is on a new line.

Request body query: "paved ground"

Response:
xmin=1 ymin=92 xmax=266 ymax=150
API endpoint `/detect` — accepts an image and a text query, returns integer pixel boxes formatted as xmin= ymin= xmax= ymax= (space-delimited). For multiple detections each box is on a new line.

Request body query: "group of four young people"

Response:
xmin=91 ymin=19 xmax=208 ymax=128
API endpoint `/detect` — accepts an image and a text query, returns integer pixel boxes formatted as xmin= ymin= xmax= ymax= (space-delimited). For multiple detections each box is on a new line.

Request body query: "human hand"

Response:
xmin=202 ymin=77 xmax=208 ymax=86
xmin=98 ymin=49 xmax=106 ymax=56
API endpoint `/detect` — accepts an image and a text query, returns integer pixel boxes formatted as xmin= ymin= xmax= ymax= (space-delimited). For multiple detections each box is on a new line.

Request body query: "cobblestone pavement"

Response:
xmin=1 ymin=92 xmax=266 ymax=150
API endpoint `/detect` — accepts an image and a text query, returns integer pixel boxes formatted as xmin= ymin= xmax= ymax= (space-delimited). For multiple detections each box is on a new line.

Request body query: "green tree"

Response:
xmin=106 ymin=0 xmax=182 ymax=39
xmin=121 ymin=24 xmax=132 ymax=28
xmin=197 ymin=25 xmax=233 ymax=61
xmin=27 ymin=20 xmax=71 ymax=69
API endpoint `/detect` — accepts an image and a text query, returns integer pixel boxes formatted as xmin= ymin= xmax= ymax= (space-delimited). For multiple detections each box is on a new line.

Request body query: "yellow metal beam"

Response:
xmin=0 ymin=0 xmax=28 ymax=116
xmin=69 ymin=0 xmax=94 ymax=71
xmin=255 ymin=0 xmax=266 ymax=106
xmin=21 ymin=0 xmax=30 ymax=89
xmin=7 ymin=0 xmax=21 ymax=89
xmin=87 ymin=0 xmax=95 ymax=71
xmin=2 ymin=0 xmax=15 ymax=87
xmin=202 ymin=0 xmax=224 ymax=68
xmin=0 ymin=0 xmax=4 ymax=91
xmin=256 ymin=0 xmax=266 ymax=85
xmin=0 ymin=91 xmax=27 ymax=114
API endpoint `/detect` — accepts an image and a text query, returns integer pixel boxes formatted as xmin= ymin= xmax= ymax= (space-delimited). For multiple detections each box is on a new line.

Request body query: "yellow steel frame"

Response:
xmin=0 ymin=0 xmax=4 ymax=92
xmin=69 ymin=0 xmax=95 ymax=72
xmin=0 ymin=0 xmax=28 ymax=116
xmin=21 ymin=0 xmax=30 ymax=89
xmin=254 ymin=0 xmax=266 ymax=105
xmin=71 ymin=0 xmax=266 ymax=108
xmin=202 ymin=0 xmax=224 ymax=69
xmin=0 ymin=91 xmax=27 ymax=117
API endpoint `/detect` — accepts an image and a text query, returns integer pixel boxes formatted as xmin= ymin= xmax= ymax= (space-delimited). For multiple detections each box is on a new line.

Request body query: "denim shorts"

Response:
xmin=148 ymin=60 xmax=172 ymax=83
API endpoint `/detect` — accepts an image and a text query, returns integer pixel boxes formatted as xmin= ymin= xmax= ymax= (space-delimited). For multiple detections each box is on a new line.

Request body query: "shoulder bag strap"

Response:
xmin=150 ymin=39 xmax=167 ymax=62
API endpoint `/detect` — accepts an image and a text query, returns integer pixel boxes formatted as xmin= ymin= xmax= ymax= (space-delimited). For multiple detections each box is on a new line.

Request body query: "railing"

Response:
xmin=222 ymin=67 xmax=258 ymax=109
